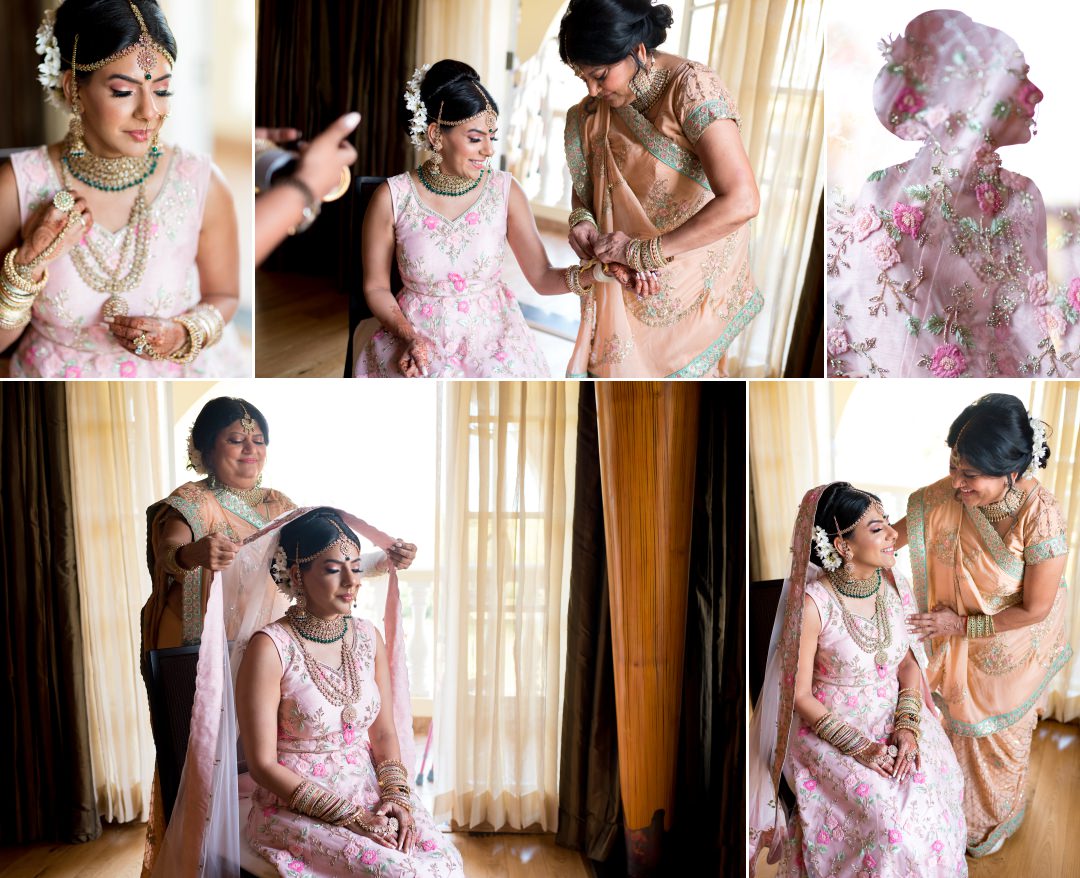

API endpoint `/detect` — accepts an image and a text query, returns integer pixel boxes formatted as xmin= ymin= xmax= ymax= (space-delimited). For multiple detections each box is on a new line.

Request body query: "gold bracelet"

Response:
xmin=966 ymin=613 xmax=995 ymax=639
xmin=3 ymin=249 xmax=48 ymax=295
xmin=568 ymin=207 xmax=598 ymax=230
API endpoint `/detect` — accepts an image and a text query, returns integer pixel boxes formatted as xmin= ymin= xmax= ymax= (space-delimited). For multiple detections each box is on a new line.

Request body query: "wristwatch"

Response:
xmin=278 ymin=177 xmax=321 ymax=235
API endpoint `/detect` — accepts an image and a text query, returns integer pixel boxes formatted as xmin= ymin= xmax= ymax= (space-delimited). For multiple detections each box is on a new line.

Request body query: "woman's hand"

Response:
xmin=852 ymin=741 xmax=894 ymax=778
xmin=377 ymin=801 xmax=416 ymax=853
xmin=592 ymin=230 xmax=633 ymax=265
xmin=605 ymin=261 xmax=660 ymax=297
xmin=347 ymin=811 xmax=398 ymax=849
xmin=889 ymin=727 xmax=920 ymax=782
xmin=907 ymin=604 xmax=964 ymax=641
xmin=386 ymin=540 xmax=417 ymax=570
xmin=293 ymin=113 xmax=361 ymax=202
xmin=16 ymin=192 xmax=93 ymax=276
xmin=568 ymin=221 xmax=598 ymax=261
xmin=108 ymin=315 xmax=188 ymax=359
xmin=397 ymin=336 xmax=433 ymax=378
xmin=179 ymin=532 xmax=239 ymax=572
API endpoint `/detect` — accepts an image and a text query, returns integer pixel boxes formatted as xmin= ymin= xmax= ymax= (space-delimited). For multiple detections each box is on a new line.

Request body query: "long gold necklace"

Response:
xmin=286 ymin=611 xmax=362 ymax=735
xmin=60 ymin=162 xmax=152 ymax=320
xmin=418 ymin=159 xmax=483 ymax=197
xmin=823 ymin=578 xmax=893 ymax=668
xmin=979 ymin=485 xmax=1025 ymax=523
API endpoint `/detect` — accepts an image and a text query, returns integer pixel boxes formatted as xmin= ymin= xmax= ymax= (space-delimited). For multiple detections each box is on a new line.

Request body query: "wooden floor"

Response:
xmin=753 ymin=719 xmax=1080 ymax=877
xmin=0 ymin=824 xmax=590 ymax=878
xmin=255 ymin=270 xmax=350 ymax=378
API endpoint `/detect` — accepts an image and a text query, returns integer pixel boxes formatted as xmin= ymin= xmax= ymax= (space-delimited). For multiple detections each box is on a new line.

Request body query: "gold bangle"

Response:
xmin=568 ymin=207 xmax=598 ymax=230
xmin=3 ymin=249 xmax=48 ymax=295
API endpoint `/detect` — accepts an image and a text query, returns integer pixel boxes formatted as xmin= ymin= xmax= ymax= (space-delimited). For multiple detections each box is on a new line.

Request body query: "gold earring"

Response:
xmin=68 ymin=82 xmax=87 ymax=158
xmin=294 ymin=572 xmax=308 ymax=619
xmin=431 ymin=131 xmax=444 ymax=168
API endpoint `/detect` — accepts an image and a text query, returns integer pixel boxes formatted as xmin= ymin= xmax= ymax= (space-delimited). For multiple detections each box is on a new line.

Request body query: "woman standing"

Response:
xmin=903 ymin=394 xmax=1072 ymax=855
xmin=748 ymin=483 xmax=966 ymax=877
xmin=559 ymin=0 xmax=760 ymax=378
xmin=0 ymin=0 xmax=246 ymax=377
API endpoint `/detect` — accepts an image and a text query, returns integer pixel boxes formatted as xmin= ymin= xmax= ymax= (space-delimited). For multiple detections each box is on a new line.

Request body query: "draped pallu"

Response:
xmin=595 ymin=384 xmax=700 ymax=873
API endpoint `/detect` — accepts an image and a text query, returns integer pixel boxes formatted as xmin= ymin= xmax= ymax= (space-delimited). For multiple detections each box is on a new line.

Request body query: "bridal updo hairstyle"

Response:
xmin=558 ymin=0 xmax=674 ymax=67
xmin=53 ymin=0 xmax=177 ymax=80
xmin=279 ymin=508 xmax=363 ymax=571
xmin=190 ymin=397 xmax=270 ymax=460
xmin=813 ymin=483 xmax=883 ymax=566
xmin=399 ymin=59 xmax=499 ymax=142
xmin=946 ymin=393 xmax=1049 ymax=481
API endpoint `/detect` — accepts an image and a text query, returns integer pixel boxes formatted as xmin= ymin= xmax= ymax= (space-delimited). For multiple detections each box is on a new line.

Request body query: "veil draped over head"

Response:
xmin=152 ymin=508 xmax=414 ymax=878
xmin=746 ymin=485 xmax=934 ymax=873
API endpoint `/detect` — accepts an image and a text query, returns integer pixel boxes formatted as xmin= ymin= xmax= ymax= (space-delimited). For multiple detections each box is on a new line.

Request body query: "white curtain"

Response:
xmin=65 ymin=382 xmax=170 ymax=822
xmin=714 ymin=0 xmax=825 ymax=377
xmin=432 ymin=382 xmax=577 ymax=831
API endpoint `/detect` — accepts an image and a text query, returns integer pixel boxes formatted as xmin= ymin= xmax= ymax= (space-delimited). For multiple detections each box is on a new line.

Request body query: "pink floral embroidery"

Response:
xmin=803 ymin=779 xmax=817 ymax=791
xmin=288 ymin=860 xmax=305 ymax=873
xmin=975 ymin=144 xmax=1001 ymax=173
xmin=494 ymin=350 xmax=508 ymax=362
xmin=921 ymin=105 xmax=949 ymax=128
xmin=888 ymin=829 xmax=903 ymax=844
xmin=931 ymin=840 xmax=943 ymax=852
xmin=420 ymin=303 xmax=434 ymax=317
xmin=423 ymin=216 xmax=438 ymax=230
xmin=1067 ymin=278 xmax=1080 ymax=312
xmin=798 ymin=726 xmax=809 ymax=738
xmin=465 ymin=212 xmax=480 ymax=226
xmin=816 ymin=829 xmax=831 ymax=844
xmin=815 ymin=691 xmax=827 ymax=704
xmin=891 ymin=202 xmax=924 ymax=239
xmin=975 ymin=181 xmax=1003 ymax=216
xmin=64 ymin=365 xmax=81 ymax=378
xmin=863 ymin=854 xmax=878 ymax=868
xmin=457 ymin=300 xmax=470 ymax=314
xmin=827 ymin=327 xmax=849 ymax=356
xmin=1016 ymin=81 xmax=1042 ymax=117
xmin=345 ymin=749 xmax=360 ymax=765
xmin=844 ymin=774 xmax=859 ymax=790
xmin=119 ymin=360 xmax=137 ymax=378
xmin=912 ymin=772 xmax=926 ymax=784
xmin=826 ymin=814 xmax=839 ymax=830
xmin=852 ymin=206 xmax=882 ymax=241
xmin=871 ymin=238 xmax=900 ymax=271
xmin=1027 ymin=272 xmax=1049 ymax=306
xmin=892 ymin=87 xmax=925 ymax=116
xmin=361 ymin=849 xmax=378 ymax=865
xmin=901 ymin=593 xmax=911 ymax=606
xmin=343 ymin=841 xmax=361 ymax=858
xmin=855 ymin=782 xmax=870 ymax=797
xmin=262 ymin=805 xmax=278 ymax=817
xmin=311 ymin=762 xmax=326 ymax=777
xmin=342 ymin=725 xmax=355 ymax=745
xmin=929 ymin=343 xmax=967 ymax=377
xmin=421 ymin=839 xmax=436 ymax=852
xmin=877 ymin=687 xmax=887 ymax=698
xmin=448 ymin=272 xmax=467 ymax=292
xmin=893 ymin=119 xmax=927 ymax=141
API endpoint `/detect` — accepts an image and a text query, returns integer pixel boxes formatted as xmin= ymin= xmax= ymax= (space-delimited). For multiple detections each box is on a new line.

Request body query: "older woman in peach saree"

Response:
xmin=900 ymin=394 xmax=1072 ymax=857
xmin=558 ymin=0 xmax=761 ymax=378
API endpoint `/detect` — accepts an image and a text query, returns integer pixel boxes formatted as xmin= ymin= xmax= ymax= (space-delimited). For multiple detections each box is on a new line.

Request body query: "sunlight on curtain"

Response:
xmin=1034 ymin=382 xmax=1080 ymax=721
xmin=65 ymin=382 xmax=170 ymax=822
xmin=711 ymin=0 xmax=823 ymax=377
xmin=432 ymin=382 xmax=577 ymax=831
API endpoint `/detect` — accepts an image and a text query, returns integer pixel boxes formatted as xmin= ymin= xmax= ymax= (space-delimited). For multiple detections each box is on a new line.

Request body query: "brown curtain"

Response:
xmin=0 ymin=385 xmax=100 ymax=844
xmin=783 ymin=192 xmax=825 ymax=377
xmin=0 ymin=2 xmax=46 ymax=148
xmin=557 ymin=383 xmax=742 ymax=875
xmin=255 ymin=0 xmax=418 ymax=279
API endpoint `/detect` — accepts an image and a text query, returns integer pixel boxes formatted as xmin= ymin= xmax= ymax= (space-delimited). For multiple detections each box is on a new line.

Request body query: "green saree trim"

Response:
xmin=683 ymin=98 xmax=736 ymax=145
xmin=614 ymin=104 xmax=712 ymax=192
xmin=665 ymin=288 xmax=762 ymax=378
xmin=965 ymin=505 xmax=1025 ymax=580
xmin=564 ymin=103 xmax=593 ymax=206
xmin=968 ymin=806 xmax=1026 ymax=858
xmin=1024 ymin=534 xmax=1068 ymax=564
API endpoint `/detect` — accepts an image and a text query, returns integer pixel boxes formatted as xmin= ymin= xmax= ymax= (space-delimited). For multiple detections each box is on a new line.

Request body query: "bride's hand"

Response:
xmin=853 ymin=741 xmax=894 ymax=778
xmin=907 ymin=605 xmax=964 ymax=641
xmin=16 ymin=191 xmax=93 ymax=277
xmin=889 ymin=728 xmax=920 ymax=782
xmin=397 ymin=335 xmax=432 ymax=378
xmin=348 ymin=812 xmax=397 ymax=849
xmin=377 ymin=801 xmax=417 ymax=853
xmin=606 ymin=261 xmax=660 ymax=297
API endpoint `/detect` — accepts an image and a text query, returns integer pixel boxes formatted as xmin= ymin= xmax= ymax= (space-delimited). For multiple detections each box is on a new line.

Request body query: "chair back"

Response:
xmin=344 ymin=176 xmax=403 ymax=376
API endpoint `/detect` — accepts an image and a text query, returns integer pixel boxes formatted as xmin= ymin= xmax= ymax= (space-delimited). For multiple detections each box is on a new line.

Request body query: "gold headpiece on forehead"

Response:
xmin=294 ymin=520 xmax=361 ymax=565
xmin=70 ymin=2 xmax=175 ymax=81
xmin=830 ymin=490 xmax=881 ymax=536
xmin=435 ymin=84 xmax=498 ymax=134
xmin=238 ymin=403 xmax=258 ymax=435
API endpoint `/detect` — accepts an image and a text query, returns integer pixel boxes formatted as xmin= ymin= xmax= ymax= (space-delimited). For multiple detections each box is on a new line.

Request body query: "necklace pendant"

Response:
xmin=875 ymin=649 xmax=888 ymax=667
xmin=102 ymin=295 xmax=129 ymax=321
xmin=342 ymin=705 xmax=357 ymax=725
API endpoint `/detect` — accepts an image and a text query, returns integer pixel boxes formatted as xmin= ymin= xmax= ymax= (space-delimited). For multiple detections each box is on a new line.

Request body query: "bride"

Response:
xmin=748 ymin=483 xmax=967 ymax=877
xmin=0 ymin=0 xmax=245 ymax=377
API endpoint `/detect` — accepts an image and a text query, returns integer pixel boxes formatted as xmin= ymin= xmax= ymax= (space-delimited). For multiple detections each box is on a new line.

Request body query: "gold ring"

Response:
xmin=53 ymin=190 xmax=75 ymax=213
xmin=134 ymin=333 xmax=154 ymax=356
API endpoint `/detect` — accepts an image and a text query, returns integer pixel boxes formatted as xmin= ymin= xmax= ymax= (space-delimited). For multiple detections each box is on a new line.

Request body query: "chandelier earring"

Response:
xmin=294 ymin=570 xmax=308 ymax=620
xmin=68 ymin=83 xmax=87 ymax=158
xmin=430 ymin=130 xmax=444 ymax=168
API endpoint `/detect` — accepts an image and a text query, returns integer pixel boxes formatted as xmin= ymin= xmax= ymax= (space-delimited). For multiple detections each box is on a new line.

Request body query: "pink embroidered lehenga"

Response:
xmin=748 ymin=485 xmax=967 ymax=878
xmin=563 ymin=58 xmax=761 ymax=378
xmin=827 ymin=10 xmax=1080 ymax=378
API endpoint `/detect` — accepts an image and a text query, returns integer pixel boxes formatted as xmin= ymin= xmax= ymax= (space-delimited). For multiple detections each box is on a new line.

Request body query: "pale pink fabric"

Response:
xmin=153 ymin=507 xmax=428 ymax=878
xmin=9 ymin=145 xmax=246 ymax=378
xmin=245 ymin=622 xmax=462 ymax=876
xmin=827 ymin=10 xmax=1080 ymax=378
xmin=748 ymin=484 xmax=966 ymax=877
xmin=353 ymin=170 xmax=549 ymax=378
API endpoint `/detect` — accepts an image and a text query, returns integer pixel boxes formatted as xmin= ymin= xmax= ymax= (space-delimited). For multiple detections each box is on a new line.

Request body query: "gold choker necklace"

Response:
xmin=630 ymin=65 xmax=670 ymax=114
xmin=979 ymin=485 xmax=1025 ymax=523
xmin=62 ymin=135 xmax=158 ymax=192
xmin=208 ymin=474 xmax=266 ymax=509
xmin=418 ymin=159 xmax=483 ymax=197
xmin=286 ymin=604 xmax=347 ymax=643
xmin=827 ymin=567 xmax=882 ymax=599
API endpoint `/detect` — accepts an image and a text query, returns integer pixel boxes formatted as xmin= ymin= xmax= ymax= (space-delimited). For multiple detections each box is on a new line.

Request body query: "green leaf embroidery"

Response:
xmin=954 ymin=326 xmax=974 ymax=349
xmin=925 ymin=315 xmax=946 ymax=334
xmin=904 ymin=184 xmax=931 ymax=201
xmin=867 ymin=169 xmax=887 ymax=182
xmin=906 ymin=316 xmax=921 ymax=336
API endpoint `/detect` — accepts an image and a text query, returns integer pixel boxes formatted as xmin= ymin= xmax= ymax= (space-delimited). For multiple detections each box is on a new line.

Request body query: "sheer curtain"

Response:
xmin=432 ymin=382 xmax=577 ymax=831
xmin=1032 ymin=382 xmax=1080 ymax=722
xmin=65 ymin=382 xmax=170 ymax=822
xmin=713 ymin=0 xmax=825 ymax=377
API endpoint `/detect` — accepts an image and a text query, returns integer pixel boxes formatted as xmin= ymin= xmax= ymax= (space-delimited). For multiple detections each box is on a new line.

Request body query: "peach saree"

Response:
xmin=907 ymin=477 xmax=1072 ymax=855
xmin=563 ymin=60 xmax=761 ymax=377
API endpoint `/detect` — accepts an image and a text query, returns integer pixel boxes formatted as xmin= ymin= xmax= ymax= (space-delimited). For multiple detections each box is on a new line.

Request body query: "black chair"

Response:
xmin=749 ymin=578 xmax=796 ymax=815
xmin=343 ymin=176 xmax=403 ymax=377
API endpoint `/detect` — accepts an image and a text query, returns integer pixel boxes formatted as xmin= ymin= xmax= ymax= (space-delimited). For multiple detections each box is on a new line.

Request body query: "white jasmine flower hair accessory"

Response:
xmin=1024 ymin=416 xmax=1048 ymax=480
xmin=186 ymin=427 xmax=207 ymax=474
xmin=36 ymin=7 xmax=66 ymax=110
xmin=813 ymin=526 xmax=842 ymax=572
xmin=405 ymin=63 xmax=432 ymax=149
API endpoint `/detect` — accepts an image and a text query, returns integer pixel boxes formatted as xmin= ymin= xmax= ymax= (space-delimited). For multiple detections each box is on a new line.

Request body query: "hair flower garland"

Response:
xmin=1024 ymin=416 xmax=1048 ymax=479
xmin=35 ymin=7 xmax=66 ymax=110
xmin=186 ymin=428 xmax=207 ymax=474
xmin=813 ymin=526 xmax=842 ymax=571
xmin=405 ymin=63 xmax=432 ymax=149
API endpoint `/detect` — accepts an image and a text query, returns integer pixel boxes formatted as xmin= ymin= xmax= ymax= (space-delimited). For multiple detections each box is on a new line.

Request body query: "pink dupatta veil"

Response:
xmin=151 ymin=508 xmax=414 ymax=877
